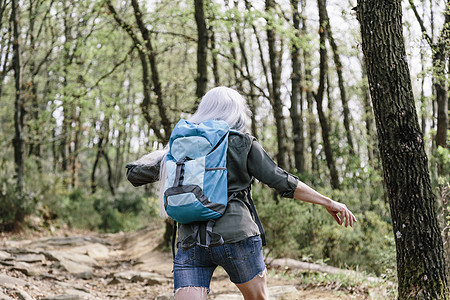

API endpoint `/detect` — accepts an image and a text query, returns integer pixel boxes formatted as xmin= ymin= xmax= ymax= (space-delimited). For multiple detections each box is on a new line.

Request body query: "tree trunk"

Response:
xmin=11 ymin=0 xmax=24 ymax=194
xmin=290 ymin=0 xmax=305 ymax=174
xmin=408 ymin=0 xmax=448 ymax=149
xmin=27 ymin=0 xmax=41 ymax=170
xmin=315 ymin=0 xmax=339 ymax=189
xmin=433 ymin=15 xmax=448 ymax=150
xmin=322 ymin=1 xmax=354 ymax=154
xmin=131 ymin=0 xmax=171 ymax=142
xmin=360 ymin=56 xmax=375 ymax=165
xmin=91 ymin=135 xmax=103 ymax=194
xmin=234 ymin=5 xmax=258 ymax=139
xmin=194 ymin=0 xmax=208 ymax=101
xmin=106 ymin=0 xmax=165 ymax=143
xmin=102 ymin=149 xmax=116 ymax=196
xmin=209 ymin=25 xmax=220 ymax=86
xmin=61 ymin=0 xmax=73 ymax=174
xmin=301 ymin=0 xmax=318 ymax=174
xmin=356 ymin=1 xmax=448 ymax=298
xmin=224 ymin=7 xmax=242 ymax=92
xmin=71 ymin=110 xmax=81 ymax=188
xmin=266 ymin=0 xmax=288 ymax=170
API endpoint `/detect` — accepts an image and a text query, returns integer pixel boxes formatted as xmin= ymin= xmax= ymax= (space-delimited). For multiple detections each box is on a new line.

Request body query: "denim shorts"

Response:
xmin=173 ymin=235 xmax=266 ymax=291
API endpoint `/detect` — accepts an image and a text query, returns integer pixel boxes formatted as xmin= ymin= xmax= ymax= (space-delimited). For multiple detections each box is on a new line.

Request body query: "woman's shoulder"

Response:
xmin=229 ymin=131 xmax=255 ymax=148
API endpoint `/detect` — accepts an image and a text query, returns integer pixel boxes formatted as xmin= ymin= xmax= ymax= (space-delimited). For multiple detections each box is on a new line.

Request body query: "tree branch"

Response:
xmin=408 ymin=0 xmax=433 ymax=46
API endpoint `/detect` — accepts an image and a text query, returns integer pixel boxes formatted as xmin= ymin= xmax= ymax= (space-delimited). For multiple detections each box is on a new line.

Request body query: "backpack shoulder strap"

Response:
xmin=245 ymin=186 xmax=267 ymax=246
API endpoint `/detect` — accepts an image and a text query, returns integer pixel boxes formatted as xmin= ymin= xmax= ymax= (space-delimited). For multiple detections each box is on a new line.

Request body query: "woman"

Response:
xmin=126 ymin=86 xmax=357 ymax=300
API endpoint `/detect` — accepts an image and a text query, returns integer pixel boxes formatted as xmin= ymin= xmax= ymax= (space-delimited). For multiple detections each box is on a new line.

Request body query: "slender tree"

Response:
xmin=233 ymin=2 xmax=258 ymax=138
xmin=360 ymin=56 xmax=376 ymax=165
xmin=322 ymin=1 xmax=354 ymax=154
xmin=315 ymin=0 xmax=339 ymax=189
xmin=106 ymin=0 xmax=167 ymax=143
xmin=290 ymin=0 xmax=305 ymax=174
xmin=11 ymin=0 xmax=24 ymax=194
xmin=356 ymin=0 xmax=448 ymax=298
xmin=266 ymin=0 xmax=288 ymax=170
xmin=408 ymin=0 xmax=448 ymax=149
xmin=194 ymin=0 xmax=208 ymax=101
xmin=301 ymin=0 xmax=318 ymax=174
xmin=131 ymin=0 xmax=171 ymax=140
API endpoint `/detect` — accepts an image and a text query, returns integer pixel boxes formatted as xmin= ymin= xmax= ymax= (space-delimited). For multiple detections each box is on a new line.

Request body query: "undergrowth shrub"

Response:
xmin=253 ymin=178 xmax=395 ymax=276
xmin=0 ymin=160 xmax=34 ymax=231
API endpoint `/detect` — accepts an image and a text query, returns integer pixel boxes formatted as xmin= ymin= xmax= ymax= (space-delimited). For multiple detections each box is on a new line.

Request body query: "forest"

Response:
xmin=0 ymin=0 xmax=448 ymax=298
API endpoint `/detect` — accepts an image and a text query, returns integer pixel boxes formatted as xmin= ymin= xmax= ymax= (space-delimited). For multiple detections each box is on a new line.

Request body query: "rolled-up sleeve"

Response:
xmin=247 ymin=140 xmax=298 ymax=198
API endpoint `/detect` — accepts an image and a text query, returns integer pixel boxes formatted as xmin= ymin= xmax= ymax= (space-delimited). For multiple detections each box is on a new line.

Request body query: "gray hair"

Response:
xmin=158 ymin=86 xmax=250 ymax=218
xmin=189 ymin=86 xmax=250 ymax=131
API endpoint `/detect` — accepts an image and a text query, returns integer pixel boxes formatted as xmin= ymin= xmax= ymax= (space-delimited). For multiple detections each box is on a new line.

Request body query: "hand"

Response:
xmin=325 ymin=200 xmax=357 ymax=227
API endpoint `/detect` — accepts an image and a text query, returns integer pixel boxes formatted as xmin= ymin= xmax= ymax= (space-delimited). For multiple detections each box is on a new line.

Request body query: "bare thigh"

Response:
xmin=235 ymin=269 xmax=268 ymax=300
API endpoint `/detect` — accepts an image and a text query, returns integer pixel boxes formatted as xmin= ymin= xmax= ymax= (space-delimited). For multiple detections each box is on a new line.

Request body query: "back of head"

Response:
xmin=189 ymin=86 xmax=250 ymax=131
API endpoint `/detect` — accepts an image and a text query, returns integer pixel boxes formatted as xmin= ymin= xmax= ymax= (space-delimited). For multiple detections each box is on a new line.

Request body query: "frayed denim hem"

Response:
xmin=233 ymin=267 xmax=267 ymax=285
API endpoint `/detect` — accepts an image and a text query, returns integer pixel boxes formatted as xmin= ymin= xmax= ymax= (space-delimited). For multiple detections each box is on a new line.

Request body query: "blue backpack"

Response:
xmin=164 ymin=119 xmax=266 ymax=255
xmin=164 ymin=119 xmax=230 ymax=225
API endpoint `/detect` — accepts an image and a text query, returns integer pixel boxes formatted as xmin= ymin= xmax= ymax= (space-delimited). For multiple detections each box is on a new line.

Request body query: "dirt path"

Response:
xmin=0 ymin=226 xmax=370 ymax=299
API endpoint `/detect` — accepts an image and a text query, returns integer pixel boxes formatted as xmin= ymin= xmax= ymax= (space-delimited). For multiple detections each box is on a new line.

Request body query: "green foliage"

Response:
xmin=54 ymin=188 xmax=102 ymax=230
xmin=254 ymin=177 xmax=395 ymax=276
xmin=429 ymin=144 xmax=450 ymax=186
xmin=46 ymin=187 xmax=160 ymax=233
xmin=0 ymin=160 xmax=35 ymax=231
xmin=0 ymin=154 xmax=160 ymax=233
xmin=93 ymin=190 xmax=159 ymax=233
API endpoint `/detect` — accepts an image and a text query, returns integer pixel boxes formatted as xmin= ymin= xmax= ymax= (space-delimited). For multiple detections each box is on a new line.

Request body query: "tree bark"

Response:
xmin=301 ymin=0 xmax=318 ymax=174
xmin=102 ymin=149 xmax=116 ymax=196
xmin=322 ymin=2 xmax=354 ymax=154
xmin=91 ymin=135 xmax=103 ymax=194
xmin=11 ymin=0 xmax=24 ymax=194
xmin=433 ymin=3 xmax=448 ymax=149
xmin=209 ymin=25 xmax=220 ymax=86
xmin=234 ymin=7 xmax=258 ymax=138
xmin=27 ymin=0 xmax=40 ymax=169
xmin=360 ymin=56 xmax=375 ymax=165
xmin=315 ymin=0 xmax=339 ymax=189
xmin=131 ymin=0 xmax=171 ymax=142
xmin=266 ymin=0 xmax=288 ymax=170
xmin=290 ymin=0 xmax=305 ymax=174
xmin=356 ymin=1 xmax=448 ymax=298
xmin=194 ymin=0 xmax=208 ymax=102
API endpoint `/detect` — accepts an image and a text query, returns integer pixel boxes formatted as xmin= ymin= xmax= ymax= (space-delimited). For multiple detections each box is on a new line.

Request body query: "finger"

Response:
xmin=332 ymin=212 xmax=342 ymax=225
xmin=351 ymin=212 xmax=357 ymax=226
xmin=349 ymin=211 xmax=354 ymax=227
xmin=344 ymin=211 xmax=349 ymax=227
xmin=347 ymin=211 xmax=357 ymax=227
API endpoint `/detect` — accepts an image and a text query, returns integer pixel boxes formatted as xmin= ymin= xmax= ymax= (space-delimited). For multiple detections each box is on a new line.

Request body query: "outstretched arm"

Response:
xmin=293 ymin=181 xmax=357 ymax=227
xmin=125 ymin=150 xmax=165 ymax=186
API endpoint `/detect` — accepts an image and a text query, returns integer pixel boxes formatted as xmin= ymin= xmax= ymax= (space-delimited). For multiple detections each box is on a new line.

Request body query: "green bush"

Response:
xmin=0 ymin=160 xmax=34 ymax=231
xmin=47 ymin=187 xmax=159 ymax=233
xmin=6 ymin=158 xmax=161 ymax=233
xmin=93 ymin=190 xmax=156 ymax=232
xmin=253 ymin=180 xmax=395 ymax=276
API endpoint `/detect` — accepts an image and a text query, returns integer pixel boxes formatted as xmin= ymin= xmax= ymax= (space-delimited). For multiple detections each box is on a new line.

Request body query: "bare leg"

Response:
xmin=235 ymin=270 xmax=268 ymax=300
xmin=174 ymin=287 xmax=208 ymax=300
